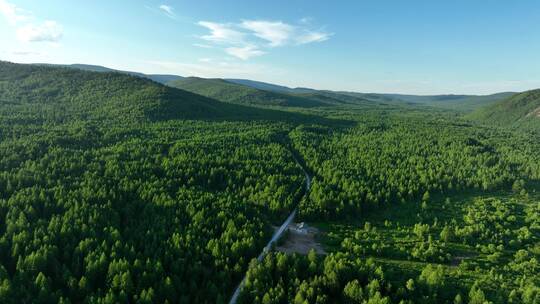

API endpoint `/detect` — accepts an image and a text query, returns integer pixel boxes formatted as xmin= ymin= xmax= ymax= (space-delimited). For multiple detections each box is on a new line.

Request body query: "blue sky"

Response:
xmin=1 ymin=0 xmax=539 ymax=94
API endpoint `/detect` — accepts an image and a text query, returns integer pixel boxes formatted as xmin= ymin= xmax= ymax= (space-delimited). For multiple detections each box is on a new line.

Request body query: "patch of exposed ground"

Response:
xmin=525 ymin=106 xmax=540 ymax=118
xmin=275 ymin=223 xmax=326 ymax=255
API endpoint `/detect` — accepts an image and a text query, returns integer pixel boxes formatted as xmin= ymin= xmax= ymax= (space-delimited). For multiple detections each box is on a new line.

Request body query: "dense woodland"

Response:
xmin=290 ymin=115 xmax=540 ymax=219
xmin=167 ymin=77 xmax=328 ymax=108
xmin=238 ymin=192 xmax=539 ymax=303
xmin=0 ymin=61 xmax=539 ymax=303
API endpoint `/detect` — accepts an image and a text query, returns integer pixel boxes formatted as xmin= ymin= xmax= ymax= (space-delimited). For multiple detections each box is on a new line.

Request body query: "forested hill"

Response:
xmin=35 ymin=62 xmax=515 ymax=112
xmin=468 ymin=89 xmax=540 ymax=127
xmin=0 ymin=61 xmax=329 ymax=303
xmin=39 ymin=63 xmax=185 ymax=84
xmin=0 ymin=61 xmax=267 ymax=125
xmin=223 ymin=77 xmax=515 ymax=112
xmin=225 ymin=78 xmax=316 ymax=94
xmin=167 ymin=77 xmax=330 ymax=108
xmin=387 ymin=92 xmax=515 ymax=111
xmin=0 ymin=59 xmax=539 ymax=303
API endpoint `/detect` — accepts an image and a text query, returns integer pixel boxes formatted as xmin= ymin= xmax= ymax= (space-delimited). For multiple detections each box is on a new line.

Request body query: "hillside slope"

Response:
xmin=0 ymin=61 xmax=343 ymax=131
xmin=467 ymin=89 xmax=540 ymax=126
xmin=36 ymin=64 xmax=512 ymax=112
xmin=386 ymin=92 xmax=515 ymax=111
xmin=168 ymin=77 xmax=329 ymax=107
xmin=0 ymin=61 xmax=252 ymax=125
xmin=225 ymin=78 xmax=315 ymax=94
xmin=338 ymin=92 xmax=515 ymax=111
xmin=226 ymin=78 xmax=514 ymax=111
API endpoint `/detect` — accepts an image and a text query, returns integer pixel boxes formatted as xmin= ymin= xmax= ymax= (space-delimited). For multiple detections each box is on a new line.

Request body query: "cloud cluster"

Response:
xmin=159 ymin=4 xmax=176 ymax=19
xmin=225 ymin=45 xmax=266 ymax=61
xmin=17 ymin=20 xmax=63 ymax=42
xmin=241 ymin=20 xmax=293 ymax=47
xmin=197 ymin=19 xmax=331 ymax=60
xmin=199 ymin=21 xmax=245 ymax=44
xmin=0 ymin=0 xmax=63 ymax=43
xmin=0 ymin=0 xmax=28 ymax=25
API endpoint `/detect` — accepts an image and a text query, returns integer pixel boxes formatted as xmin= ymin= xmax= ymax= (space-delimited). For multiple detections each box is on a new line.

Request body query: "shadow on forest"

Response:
xmin=154 ymin=87 xmax=356 ymax=128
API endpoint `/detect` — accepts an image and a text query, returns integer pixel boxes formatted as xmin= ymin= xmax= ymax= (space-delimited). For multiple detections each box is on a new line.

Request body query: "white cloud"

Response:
xmin=159 ymin=5 xmax=173 ymax=15
xmin=159 ymin=4 xmax=175 ymax=19
xmin=0 ymin=0 xmax=63 ymax=43
xmin=196 ymin=18 xmax=331 ymax=60
xmin=16 ymin=20 xmax=63 ymax=42
xmin=241 ymin=20 xmax=293 ymax=47
xmin=296 ymin=30 xmax=331 ymax=44
xmin=0 ymin=0 xmax=29 ymax=25
xmin=226 ymin=45 xmax=265 ymax=60
xmin=198 ymin=21 xmax=245 ymax=44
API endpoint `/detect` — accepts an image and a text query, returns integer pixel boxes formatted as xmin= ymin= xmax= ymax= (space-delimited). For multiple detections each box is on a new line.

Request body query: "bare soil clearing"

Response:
xmin=275 ymin=223 xmax=326 ymax=255
xmin=526 ymin=106 xmax=540 ymax=118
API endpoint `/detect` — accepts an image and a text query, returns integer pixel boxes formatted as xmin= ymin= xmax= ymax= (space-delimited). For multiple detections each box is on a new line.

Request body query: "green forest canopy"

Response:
xmin=0 ymin=61 xmax=538 ymax=303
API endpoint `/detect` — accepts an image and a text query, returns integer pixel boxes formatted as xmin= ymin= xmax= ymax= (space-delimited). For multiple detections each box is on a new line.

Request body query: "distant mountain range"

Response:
xmin=37 ymin=63 xmax=518 ymax=112
xmin=167 ymin=77 xmax=329 ymax=108
xmin=1 ymin=61 xmax=232 ymax=123
xmin=1 ymin=61 xmax=340 ymax=126
xmin=167 ymin=77 xmax=396 ymax=109
xmin=225 ymin=78 xmax=316 ymax=94
xmin=207 ymin=78 xmax=516 ymax=112
xmin=375 ymin=92 xmax=516 ymax=111
xmin=37 ymin=63 xmax=185 ymax=84
xmin=4 ymin=60 xmax=540 ymax=133
xmin=222 ymin=78 xmax=515 ymax=111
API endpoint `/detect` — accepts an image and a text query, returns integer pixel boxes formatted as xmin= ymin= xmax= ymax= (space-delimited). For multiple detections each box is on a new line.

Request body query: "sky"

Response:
xmin=1 ymin=0 xmax=540 ymax=95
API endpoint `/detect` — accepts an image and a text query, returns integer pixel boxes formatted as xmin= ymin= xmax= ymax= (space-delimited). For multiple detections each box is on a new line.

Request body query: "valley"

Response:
xmin=1 ymin=1 xmax=539 ymax=303
xmin=0 ymin=61 xmax=539 ymax=304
